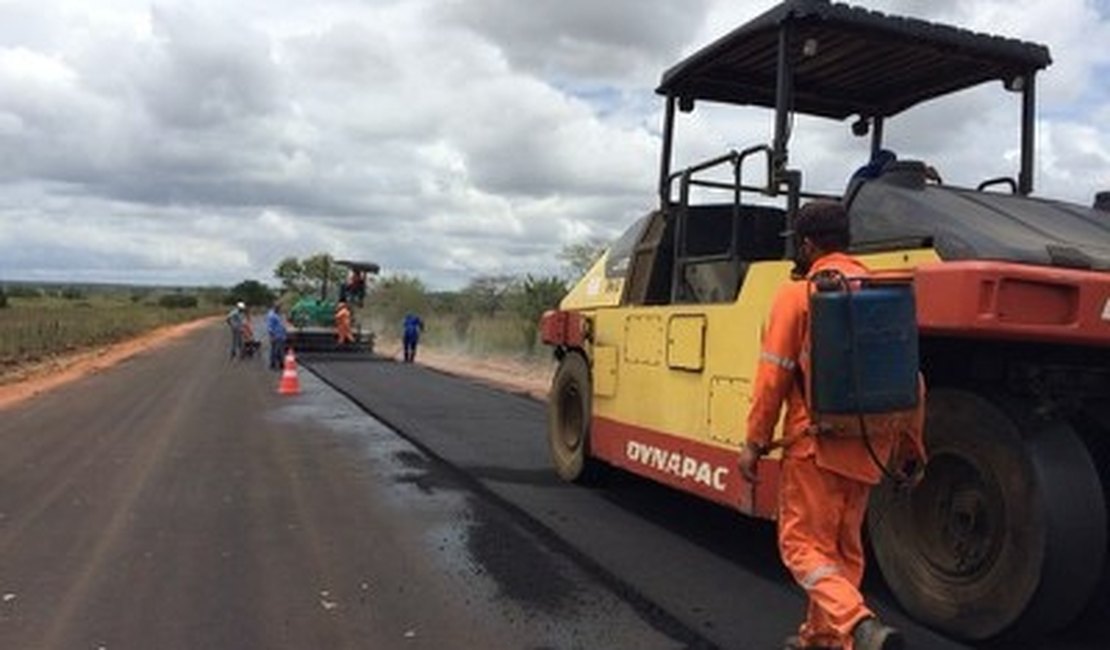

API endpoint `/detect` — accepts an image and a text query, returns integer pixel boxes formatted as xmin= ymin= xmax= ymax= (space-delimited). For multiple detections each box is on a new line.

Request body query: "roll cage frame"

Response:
xmin=651 ymin=0 xmax=1052 ymax=268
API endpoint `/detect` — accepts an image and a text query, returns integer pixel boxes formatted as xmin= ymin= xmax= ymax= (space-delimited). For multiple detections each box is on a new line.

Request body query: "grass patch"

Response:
xmin=0 ymin=292 xmax=219 ymax=367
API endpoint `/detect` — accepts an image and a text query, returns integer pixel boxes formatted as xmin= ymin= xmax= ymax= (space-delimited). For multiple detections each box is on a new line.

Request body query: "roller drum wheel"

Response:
xmin=548 ymin=352 xmax=605 ymax=484
xmin=1068 ymin=403 xmax=1110 ymax=629
xmin=868 ymin=388 xmax=1106 ymax=641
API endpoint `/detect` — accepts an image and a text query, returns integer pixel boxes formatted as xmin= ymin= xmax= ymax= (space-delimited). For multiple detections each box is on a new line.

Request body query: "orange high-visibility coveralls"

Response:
xmin=335 ymin=303 xmax=354 ymax=345
xmin=746 ymin=252 xmax=925 ymax=649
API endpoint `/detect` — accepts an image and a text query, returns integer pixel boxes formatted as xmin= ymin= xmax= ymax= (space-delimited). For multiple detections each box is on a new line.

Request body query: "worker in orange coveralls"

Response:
xmin=739 ymin=200 xmax=926 ymax=650
xmin=335 ymin=300 xmax=354 ymax=346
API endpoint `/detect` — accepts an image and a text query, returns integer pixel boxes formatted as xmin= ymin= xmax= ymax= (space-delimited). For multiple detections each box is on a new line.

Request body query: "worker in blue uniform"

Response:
xmin=402 ymin=313 xmax=424 ymax=363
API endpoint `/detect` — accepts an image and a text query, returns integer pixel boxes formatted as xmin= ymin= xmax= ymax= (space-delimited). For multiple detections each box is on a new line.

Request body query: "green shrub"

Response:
xmin=60 ymin=287 xmax=86 ymax=300
xmin=158 ymin=294 xmax=199 ymax=309
xmin=0 ymin=290 xmax=219 ymax=368
xmin=7 ymin=285 xmax=42 ymax=299
xmin=0 ymin=287 xmax=7 ymax=309
xmin=227 ymin=280 xmax=275 ymax=307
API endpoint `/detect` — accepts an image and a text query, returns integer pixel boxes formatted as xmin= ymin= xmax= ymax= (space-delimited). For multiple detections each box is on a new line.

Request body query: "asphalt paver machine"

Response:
xmin=288 ymin=259 xmax=379 ymax=354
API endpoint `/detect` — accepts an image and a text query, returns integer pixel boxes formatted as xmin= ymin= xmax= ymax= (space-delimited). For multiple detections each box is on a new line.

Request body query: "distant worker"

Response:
xmin=266 ymin=302 xmax=288 ymax=371
xmin=225 ymin=301 xmax=246 ymax=360
xmin=340 ymin=270 xmax=367 ymax=307
xmin=240 ymin=306 xmax=260 ymax=359
xmin=402 ymin=313 xmax=424 ymax=363
xmin=335 ymin=300 xmax=355 ymax=346
xmin=739 ymin=201 xmax=926 ymax=650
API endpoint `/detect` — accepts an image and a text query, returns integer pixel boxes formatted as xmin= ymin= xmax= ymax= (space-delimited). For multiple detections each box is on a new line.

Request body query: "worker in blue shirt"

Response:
xmin=266 ymin=303 xmax=289 ymax=371
xmin=402 ymin=313 xmax=424 ymax=363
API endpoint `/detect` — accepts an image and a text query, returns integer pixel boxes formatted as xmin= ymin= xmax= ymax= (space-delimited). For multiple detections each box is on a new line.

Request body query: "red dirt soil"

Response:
xmin=0 ymin=317 xmax=218 ymax=411
xmin=373 ymin=338 xmax=555 ymax=401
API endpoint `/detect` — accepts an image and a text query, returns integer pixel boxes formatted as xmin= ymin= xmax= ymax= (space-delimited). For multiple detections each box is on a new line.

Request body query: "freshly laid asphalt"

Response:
xmin=308 ymin=353 xmax=1108 ymax=650
xmin=307 ymin=355 xmax=967 ymax=650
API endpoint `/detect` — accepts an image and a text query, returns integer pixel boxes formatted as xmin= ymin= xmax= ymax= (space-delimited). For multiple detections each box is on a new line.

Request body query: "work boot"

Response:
xmin=782 ymin=635 xmax=839 ymax=650
xmin=852 ymin=617 xmax=905 ymax=650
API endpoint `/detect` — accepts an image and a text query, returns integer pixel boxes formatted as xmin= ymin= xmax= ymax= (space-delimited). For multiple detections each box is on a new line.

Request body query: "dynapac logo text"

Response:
xmin=626 ymin=441 xmax=728 ymax=491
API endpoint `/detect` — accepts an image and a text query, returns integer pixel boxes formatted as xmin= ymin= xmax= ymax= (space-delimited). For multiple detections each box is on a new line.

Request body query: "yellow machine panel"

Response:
xmin=561 ymin=252 xmax=625 ymax=310
xmin=707 ymin=376 xmax=751 ymax=446
xmin=667 ymin=315 xmax=706 ymax=371
xmin=859 ymin=249 xmax=940 ymax=272
xmin=574 ymin=252 xmax=942 ymax=454
xmin=623 ymin=314 xmax=665 ymax=366
xmin=588 ymin=260 xmax=797 ymax=446
xmin=592 ymin=345 xmax=618 ymax=397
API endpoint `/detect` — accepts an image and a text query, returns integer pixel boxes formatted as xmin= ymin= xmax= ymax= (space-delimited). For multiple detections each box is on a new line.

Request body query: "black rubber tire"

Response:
xmin=1068 ymin=402 xmax=1110 ymax=630
xmin=868 ymin=388 xmax=1107 ymax=641
xmin=547 ymin=352 xmax=604 ymax=484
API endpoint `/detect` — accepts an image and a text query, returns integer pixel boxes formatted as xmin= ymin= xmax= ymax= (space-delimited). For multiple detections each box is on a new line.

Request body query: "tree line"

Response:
xmin=0 ymin=240 xmax=609 ymax=356
xmin=0 ymin=283 xmax=228 ymax=310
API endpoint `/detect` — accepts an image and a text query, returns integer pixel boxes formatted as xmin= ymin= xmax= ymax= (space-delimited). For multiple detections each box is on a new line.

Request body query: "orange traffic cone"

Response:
xmin=278 ymin=349 xmax=301 ymax=395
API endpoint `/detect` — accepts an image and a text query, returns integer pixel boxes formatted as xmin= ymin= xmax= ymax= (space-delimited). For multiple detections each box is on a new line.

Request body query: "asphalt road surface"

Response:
xmin=0 ymin=322 xmax=1104 ymax=649
xmin=0 ymin=325 xmax=678 ymax=650
xmin=307 ymin=357 xmax=1107 ymax=650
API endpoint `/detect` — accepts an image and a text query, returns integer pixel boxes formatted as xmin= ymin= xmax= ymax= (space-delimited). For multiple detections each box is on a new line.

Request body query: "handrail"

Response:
xmin=977 ymin=176 xmax=1018 ymax=193
xmin=675 ymin=150 xmax=739 ymax=179
xmin=666 ymin=144 xmax=775 ymax=205
xmin=667 ymin=144 xmax=778 ymax=304
xmin=688 ymin=180 xmax=772 ymax=193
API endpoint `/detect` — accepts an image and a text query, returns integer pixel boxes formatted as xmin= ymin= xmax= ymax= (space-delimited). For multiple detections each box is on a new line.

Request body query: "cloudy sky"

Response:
xmin=0 ymin=0 xmax=1107 ymax=289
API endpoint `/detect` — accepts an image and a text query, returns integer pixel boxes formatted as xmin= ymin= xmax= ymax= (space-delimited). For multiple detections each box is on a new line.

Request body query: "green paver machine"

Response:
xmin=288 ymin=259 xmax=379 ymax=354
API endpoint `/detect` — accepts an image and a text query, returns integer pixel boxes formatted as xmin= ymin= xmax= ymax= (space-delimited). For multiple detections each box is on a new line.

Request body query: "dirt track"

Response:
xmin=371 ymin=337 xmax=554 ymax=401
xmin=0 ymin=318 xmax=219 ymax=410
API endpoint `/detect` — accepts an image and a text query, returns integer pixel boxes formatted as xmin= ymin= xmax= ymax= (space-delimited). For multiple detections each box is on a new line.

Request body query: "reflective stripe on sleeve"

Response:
xmin=760 ymin=350 xmax=797 ymax=371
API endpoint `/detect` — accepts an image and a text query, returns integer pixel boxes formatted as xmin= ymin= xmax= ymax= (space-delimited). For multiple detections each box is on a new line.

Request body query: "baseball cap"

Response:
xmin=236 ymin=301 xmax=246 ymax=309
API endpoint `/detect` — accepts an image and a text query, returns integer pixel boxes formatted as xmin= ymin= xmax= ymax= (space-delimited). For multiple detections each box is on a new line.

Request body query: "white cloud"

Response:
xmin=0 ymin=0 xmax=1105 ymax=289
xmin=1039 ymin=120 xmax=1110 ymax=199
xmin=444 ymin=0 xmax=712 ymax=87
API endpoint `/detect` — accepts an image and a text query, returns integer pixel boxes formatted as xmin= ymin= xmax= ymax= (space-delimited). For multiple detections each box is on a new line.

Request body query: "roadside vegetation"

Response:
xmin=361 ymin=273 xmax=566 ymax=358
xmin=0 ymin=284 xmax=225 ymax=375
xmin=0 ymin=239 xmax=606 ymax=381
